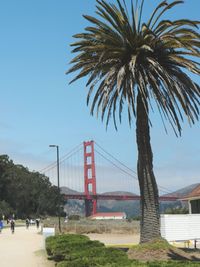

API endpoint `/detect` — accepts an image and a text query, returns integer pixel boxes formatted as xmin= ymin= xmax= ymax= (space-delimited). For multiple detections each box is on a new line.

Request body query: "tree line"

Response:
xmin=0 ymin=155 xmax=63 ymax=219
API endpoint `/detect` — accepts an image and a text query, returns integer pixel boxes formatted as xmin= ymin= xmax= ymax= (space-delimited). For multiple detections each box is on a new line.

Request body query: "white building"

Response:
xmin=90 ymin=212 xmax=126 ymax=220
xmin=161 ymin=185 xmax=200 ymax=244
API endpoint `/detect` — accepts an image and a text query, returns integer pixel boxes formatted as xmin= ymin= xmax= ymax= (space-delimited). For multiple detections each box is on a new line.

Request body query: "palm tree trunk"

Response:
xmin=136 ymin=92 xmax=161 ymax=243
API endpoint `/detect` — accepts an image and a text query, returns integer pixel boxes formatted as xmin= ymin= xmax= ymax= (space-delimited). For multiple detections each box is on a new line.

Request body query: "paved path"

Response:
xmin=86 ymin=233 xmax=140 ymax=245
xmin=0 ymin=225 xmax=54 ymax=267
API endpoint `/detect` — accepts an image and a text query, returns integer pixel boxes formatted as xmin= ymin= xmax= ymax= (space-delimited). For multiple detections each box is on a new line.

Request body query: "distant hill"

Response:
xmin=102 ymin=191 xmax=138 ymax=196
xmin=61 ymin=186 xmax=83 ymax=195
xmin=61 ymin=187 xmax=84 ymax=216
xmin=61 ymin=188 xmax=138 ymax=196
xmin=162 ymin=183 xmax=200 ymax=198
xmin=61 ymin=184 xmax=199 ymax=217
xmin=158 ymin=184 xmax=200 ymax=213
xmin=99 ymin=191 xmax=139 ymax=217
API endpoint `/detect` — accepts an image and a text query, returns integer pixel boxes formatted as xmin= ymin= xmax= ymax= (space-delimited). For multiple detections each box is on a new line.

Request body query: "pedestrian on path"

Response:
xmin=10 ymin=219 xmax=15 ymax=234
xmin=36 ymin=218 xmax=40 ymax=229
xmin=0 ymin=219 xmax=3 ymax=233
xmin=26 ymin=218 xmax=30 ymax=229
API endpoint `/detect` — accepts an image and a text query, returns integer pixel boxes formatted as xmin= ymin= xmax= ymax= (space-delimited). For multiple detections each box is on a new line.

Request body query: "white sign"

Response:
xmin=43 ymin=227 xmax=55 ymax=234
xmin=42 ymin=227 xmax=55 ymax=248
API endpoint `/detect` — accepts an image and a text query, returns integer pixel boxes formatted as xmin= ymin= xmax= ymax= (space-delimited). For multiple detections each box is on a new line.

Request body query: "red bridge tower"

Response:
xmin=84 ymin=141 xmax=97 ymax=217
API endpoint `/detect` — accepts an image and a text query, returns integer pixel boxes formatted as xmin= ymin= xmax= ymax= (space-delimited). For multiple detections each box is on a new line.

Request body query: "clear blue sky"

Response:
xmin=0 ymin=0 xmax=199 ymax=192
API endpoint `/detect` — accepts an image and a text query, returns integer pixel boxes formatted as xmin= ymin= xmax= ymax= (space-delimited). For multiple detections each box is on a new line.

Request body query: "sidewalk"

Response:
xmin=0 ymin=225 xmax=54 ymax=267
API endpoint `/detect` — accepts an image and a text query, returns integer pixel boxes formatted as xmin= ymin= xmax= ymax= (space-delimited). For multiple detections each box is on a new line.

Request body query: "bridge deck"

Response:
xmin=63 ymin=194 xmax=179 ymax=201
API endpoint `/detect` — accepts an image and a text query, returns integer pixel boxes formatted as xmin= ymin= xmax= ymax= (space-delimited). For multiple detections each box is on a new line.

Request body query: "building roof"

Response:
xmin=90 ymin=212 xmax=126 ymax=217
xmin=181 ymin=185 xmax=200 ymax=200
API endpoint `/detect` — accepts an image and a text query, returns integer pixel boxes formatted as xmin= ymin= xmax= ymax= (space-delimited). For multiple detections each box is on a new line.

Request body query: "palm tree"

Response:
xmin=67 ymin=0 xmax=200 ymax=243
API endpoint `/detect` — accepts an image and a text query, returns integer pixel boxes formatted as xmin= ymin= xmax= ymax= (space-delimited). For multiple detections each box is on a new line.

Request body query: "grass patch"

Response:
xmin=131 ymin=239 xmax=172 ymax=251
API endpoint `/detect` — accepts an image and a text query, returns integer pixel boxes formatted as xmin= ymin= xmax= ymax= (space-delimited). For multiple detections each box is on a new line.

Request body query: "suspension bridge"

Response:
xmin=41 ymin=141 xmax=178 ymax=217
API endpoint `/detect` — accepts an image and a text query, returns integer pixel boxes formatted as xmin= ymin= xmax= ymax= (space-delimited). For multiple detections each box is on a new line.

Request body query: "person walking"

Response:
xmin=0 ymin=219 xmax=3 ymax=233
xmin=10 ymin=219 xmax=15 ymax=234
xmin=26 ymin=218 xmax=30 ymax=229
xmin=36 ymin=218 xmax=40 ymax=229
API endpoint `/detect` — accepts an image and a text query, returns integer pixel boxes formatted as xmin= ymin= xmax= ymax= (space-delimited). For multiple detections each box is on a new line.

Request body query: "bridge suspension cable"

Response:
xmin=40 ymin=140 xmax=174 ymax=195
xmin=94 ymin=141 xmax=172 ymax=195
xmin=39 ymin=143 xmax=82 ymax=173
xmin=95 ymin=149 xmax=138 ymax=181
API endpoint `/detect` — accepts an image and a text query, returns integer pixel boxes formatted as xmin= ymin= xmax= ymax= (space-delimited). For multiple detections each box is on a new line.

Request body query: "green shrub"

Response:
xmin=46 ymin=234 xmax=90 ymax=258
xmin=46 ymin=234 xmax=104 ymax=261
xmin=46 ymin=234 xmax=132 ymax=266
xmin=66 ymin=247 xmax=131 ymax=266
xmin=57 ymin=259 xmax=131 ymax=267
xmin=57 ymin=247 xmax=132 ymax=267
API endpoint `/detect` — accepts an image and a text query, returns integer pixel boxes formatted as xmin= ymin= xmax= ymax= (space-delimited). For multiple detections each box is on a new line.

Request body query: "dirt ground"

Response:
xmin=0 ymin=225 xmax=54 ymax=267
xmin=86 ymin=233 xmax=140 ymax=245
xmin=128 ymin=246 xmax=200 ymax=262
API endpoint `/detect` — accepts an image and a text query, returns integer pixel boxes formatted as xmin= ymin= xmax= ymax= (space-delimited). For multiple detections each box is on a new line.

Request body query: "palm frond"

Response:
xmin=67 ymin=0 xmax=200 ymax=135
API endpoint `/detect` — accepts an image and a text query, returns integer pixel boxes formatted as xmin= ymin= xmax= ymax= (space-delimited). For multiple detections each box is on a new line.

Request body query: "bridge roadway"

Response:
xmin=63 ymin=194 xmax=179 ymax=201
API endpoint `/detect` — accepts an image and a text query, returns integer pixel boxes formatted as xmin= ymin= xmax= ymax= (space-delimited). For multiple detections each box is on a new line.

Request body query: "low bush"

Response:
xmin=56 ymin=247 xmax=132 ymax=267
xmin=46 ymin=234 xmax=105 ymax=261
xmin=46 ymin=234 xmax=132 ymax=266
xmin=46 ymin=234 xmax=90 ymax=260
